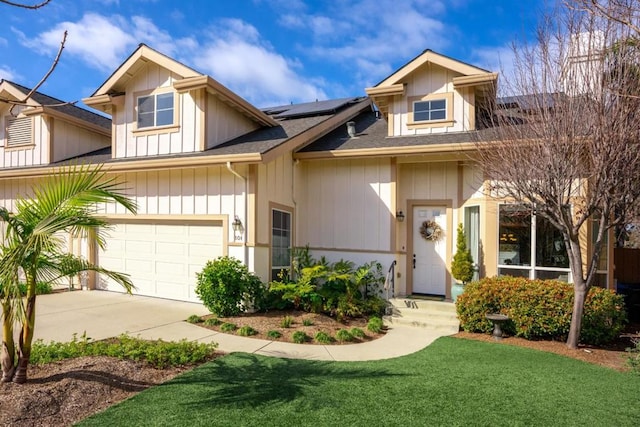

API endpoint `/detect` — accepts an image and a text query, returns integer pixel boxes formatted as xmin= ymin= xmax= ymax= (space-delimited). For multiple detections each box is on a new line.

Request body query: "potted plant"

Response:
xmin=451 ymin=223 xmax=474 ymax=302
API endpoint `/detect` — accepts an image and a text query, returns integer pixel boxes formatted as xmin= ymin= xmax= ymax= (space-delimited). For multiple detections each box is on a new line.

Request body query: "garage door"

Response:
xmin=97 ymin=220 xmax=224 ymax=302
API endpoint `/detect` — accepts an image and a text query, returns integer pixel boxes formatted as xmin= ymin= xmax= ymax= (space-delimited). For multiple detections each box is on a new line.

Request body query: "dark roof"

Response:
xmin=5 ymin=80 xmax=110 ymax=130
xmin=262 ymin=97 xmax=363 ymax=119
xmin=497 ymin=93 xmax=567 ymax=111
xmin=299 ymin=111 xmax=483 ymax=153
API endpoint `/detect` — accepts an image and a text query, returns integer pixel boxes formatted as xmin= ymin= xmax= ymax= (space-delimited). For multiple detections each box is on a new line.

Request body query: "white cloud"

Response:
xmin=0 ymin=65 xmax=18 ymax=82
xmin=471 ymin=45 xmax=518 ymax=95
xmin=192 ymin=19 xmax=327 ymax=106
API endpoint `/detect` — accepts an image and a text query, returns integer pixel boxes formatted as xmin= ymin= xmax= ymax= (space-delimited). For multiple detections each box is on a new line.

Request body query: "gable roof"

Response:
xmin=83 ymin=44 xmax=277 ymax=127
xmin=0 ymin=80 xmax=110 ymax=131
xmin=374 ymin=49 xmax=493 ymax=87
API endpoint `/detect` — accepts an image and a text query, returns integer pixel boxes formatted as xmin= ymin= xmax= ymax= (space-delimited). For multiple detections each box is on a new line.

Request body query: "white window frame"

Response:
xmin=136 ymin=91 xmax=175 ymax=130
xmin=271 ymin=208 xmax=292 ymax=281
xmin=413 ymin=99 xmax=447 ymax=122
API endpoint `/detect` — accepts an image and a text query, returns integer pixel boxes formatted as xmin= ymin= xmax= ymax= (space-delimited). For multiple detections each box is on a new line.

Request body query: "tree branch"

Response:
xmin=0 ymin=0 xmax=52 ymax=9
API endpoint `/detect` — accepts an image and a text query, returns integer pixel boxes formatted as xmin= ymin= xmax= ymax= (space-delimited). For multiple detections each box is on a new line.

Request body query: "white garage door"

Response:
xmin=97 ymin=220 xmax=224 ymax=302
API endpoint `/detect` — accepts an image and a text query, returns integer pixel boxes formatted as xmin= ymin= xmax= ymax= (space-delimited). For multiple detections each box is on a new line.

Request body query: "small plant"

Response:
xmin=220 ymin=322 xmax=237 ymax=333
xmin=627 ymin=337 xmax=640 ymax=374
xmin=292 ymin=331 xmax=309 ymax=344
xmin=302 ymin=318 xmax=314 ymax=326
xmin=266 ymin=330 xmax=282 ymax=339
xmin=204 ymin=317 xmax=221 ymax=326
xmin=367 ymin=317 xmax=384 ymax=333
xmin=451 ymin=223 xmax=474 ymax=285
xmin=195 ymin=256 xmax=264 ymax=317
xmin=350 ymin=327 xmax=366 ymax=339
xmin=314 ymin=331 xmax=333 ymax=344
xmin=237 ymin=326 xmax=258 ymax=336
xmin=186 ymin=314 xmax=202 ymax=324
xmin=335 ymin=329 xmax=354 ymax=342
xmin=280 ymin=315 xmax=294 ymax=328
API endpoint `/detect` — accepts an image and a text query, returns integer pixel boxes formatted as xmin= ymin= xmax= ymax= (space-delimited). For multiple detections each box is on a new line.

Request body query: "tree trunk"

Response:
xmin=13 ymin=275 xmax=37 ymax=384
xmin=567 ymin=284 xmax=587 ymax=349
xmin=0 ymin=300 xmax=16 ymax=383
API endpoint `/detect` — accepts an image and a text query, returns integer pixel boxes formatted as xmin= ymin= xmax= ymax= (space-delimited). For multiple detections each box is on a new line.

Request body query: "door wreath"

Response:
xmin=420 ymin=220 xmax=443 ymax=242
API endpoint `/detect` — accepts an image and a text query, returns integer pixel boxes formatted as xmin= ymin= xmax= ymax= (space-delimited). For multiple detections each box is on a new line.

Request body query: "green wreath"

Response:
xmin=420 ymin=220 xmax=443 ymax=242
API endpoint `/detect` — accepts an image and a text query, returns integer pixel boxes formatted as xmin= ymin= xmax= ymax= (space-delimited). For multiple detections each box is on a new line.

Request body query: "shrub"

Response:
xmin=451 ymin=223 xmax=474 ymax=284
xmin=314 ymin=331 xmax=333 ymax=344
xmin=204 ymin=317 xmax=221 ymax=326
xmin=627 ymin=337 xmax=640 ymax=374
xmin=302 ymin=318 xmax=314 ymax=326
xmin=195 ymin=256 xmax=264 ymax=317
xmin=0 ymin=281 xmax=53 ymax=296
xmin=292 ymin=331 xmax=309 ymax=344
xmin=350 ymin=327 xmax=366 ymax=339
xmin=335 ymin=329 xmax=354 ymax=342
xmin=367 ymin=317 xmax=384 ymax=333
xmin=456 ymin=276 xmax=627 ymax=345
xmin=237 ymin=326 xmax=258 ymax=336
xmin=30 ymin=334 xmax=217 ymax=368
xmin=220 ymin=322 xmax=237 ymax=333
xmin=266 ymin=330 xmax=282 ymax=340
xmin=186 ymin=315 xmax=202 ymax=324
xmin=280 ymin=315 xmax=294 ymax=328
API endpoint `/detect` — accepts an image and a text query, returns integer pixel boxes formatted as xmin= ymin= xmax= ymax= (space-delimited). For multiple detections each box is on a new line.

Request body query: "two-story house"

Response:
xmin=0 ymin=45 xmax=614 ymax=303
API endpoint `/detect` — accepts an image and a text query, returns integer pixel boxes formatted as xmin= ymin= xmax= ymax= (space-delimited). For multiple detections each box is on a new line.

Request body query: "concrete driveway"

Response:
xmin=33 ymin=291 xmax=211 ymax=343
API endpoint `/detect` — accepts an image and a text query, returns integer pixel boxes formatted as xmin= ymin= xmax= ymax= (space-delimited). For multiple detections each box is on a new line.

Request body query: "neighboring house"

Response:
xmin=0 ymin=45 xmax=615 ymax=303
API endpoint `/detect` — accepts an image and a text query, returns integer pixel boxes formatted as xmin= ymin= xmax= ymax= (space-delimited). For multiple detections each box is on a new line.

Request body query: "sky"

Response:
xmin=0 ymin=0 xmax=544 ymax=110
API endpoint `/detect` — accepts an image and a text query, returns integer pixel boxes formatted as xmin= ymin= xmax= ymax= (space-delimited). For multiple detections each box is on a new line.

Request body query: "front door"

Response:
xmin=412 ymin=206 xmax=447 ymax=295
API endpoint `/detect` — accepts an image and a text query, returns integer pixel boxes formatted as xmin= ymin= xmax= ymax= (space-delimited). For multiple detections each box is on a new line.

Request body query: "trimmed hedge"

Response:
xmin=456 ymin=276 xmax=626 ymax=345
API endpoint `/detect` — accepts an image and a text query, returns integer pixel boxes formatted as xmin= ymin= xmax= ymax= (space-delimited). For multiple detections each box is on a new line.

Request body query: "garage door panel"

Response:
xmin=98 ymin=220 xmax=224 ymax=302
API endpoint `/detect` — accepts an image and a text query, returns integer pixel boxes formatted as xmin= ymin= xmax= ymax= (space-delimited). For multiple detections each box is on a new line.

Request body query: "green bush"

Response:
xmin=0 ymin=281 xmax=53 ymax=296
xmin=30 ymin=334 xmax=217 ymax=368
xmin=237 ymin=326 xmax=258 ymax=336
xmin=350 ymin=327 xmax=366 ymax=339
xmin=314 ymin=331 xmax=333 ymax=344
xmin=367 ymin=317 xmax=384 ymax=334
xmin=195 ymin=256 xmax=264 ymax=317
xmin=302 ymin=318 xmax=314 ymax=326
xmin=451 ymin=223 xmax=474 ymax=284
xmin=204 ymin=317 xmax=221 ymax=326
xmin=292 ymin=331 xmax=309 ymax=344
xmin=280 ymin=315 xmax=294 ymax=328
xmin=627 ymin=337 xmax=640 ymax=374
xmin=220 ymin=322 xmax=237 ymax=333
xmin=456 ymin=276 xmax=627 ymax=345
xmin=186 ymin=314 xmax=202 ymax=324
xmin=335 ymin=329 xmax=354 ymax=342
xmin=266 ymin=330 xmax=282 ymax=340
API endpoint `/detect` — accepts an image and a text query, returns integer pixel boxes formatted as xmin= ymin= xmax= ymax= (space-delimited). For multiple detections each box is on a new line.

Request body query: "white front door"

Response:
xmin=412 ymin=206 xmax=447 ymax=295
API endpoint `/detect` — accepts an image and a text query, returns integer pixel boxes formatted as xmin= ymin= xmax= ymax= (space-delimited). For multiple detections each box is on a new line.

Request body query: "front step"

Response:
xmin=384 ymin=298 xmax=460 ymax=334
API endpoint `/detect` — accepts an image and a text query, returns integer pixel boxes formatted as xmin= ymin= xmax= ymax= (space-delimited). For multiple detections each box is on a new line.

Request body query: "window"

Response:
xmin=5 ymin=116 xmax=32 ymax=147
xmin=137 ymin=92 xmax=174 ymax=129
xmin=413 ymin=99 xmax=447 ymax=122
xmin=498 ymin=204 xmax=570 ymax=281
xmin=464 ymin=206 xmax=480 ymax=281
xmin=271 ymin=209 xmax=292 ymax=281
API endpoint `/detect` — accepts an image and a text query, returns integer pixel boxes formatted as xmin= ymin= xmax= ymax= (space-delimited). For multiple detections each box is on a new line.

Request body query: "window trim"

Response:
xmin=269 ymin=203 xmax=294 ymax=281
xmin=4 ymin=115 xmax=34 ymax=148
xmin=406 ymin=92 xmax=454 ymax=128
xmin=133 ymin=89 xmax=179 ymax=133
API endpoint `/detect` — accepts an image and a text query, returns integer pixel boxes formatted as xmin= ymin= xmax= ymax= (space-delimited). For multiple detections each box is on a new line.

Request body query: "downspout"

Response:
xmin=226 ymin=161 xmax=248 ymax=268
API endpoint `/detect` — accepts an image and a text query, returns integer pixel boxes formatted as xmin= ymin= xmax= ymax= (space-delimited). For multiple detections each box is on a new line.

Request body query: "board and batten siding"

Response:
xmin=206 ymin=96 xmax=260 ymax=150
xmin=256 ymin=153 xmax=295 ymax=245
xmin=0 ymin=111 xmax=50 ymax=168
xmin=391 ymin=64 xmax=471 ymax=136
xmin=112 ymin=62 xmax=202 ymax=159
xmin=296 ymin=158 xmax=392 ymax=252
xmin=51 ymin=119 xmax=110 ymax=163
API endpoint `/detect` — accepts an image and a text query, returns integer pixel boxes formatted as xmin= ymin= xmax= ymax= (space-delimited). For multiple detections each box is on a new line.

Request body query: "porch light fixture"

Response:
xmin=232 ymin=216 xmax=244 ymax=241
xmin=396 ymin=211 xmax=405 ymax=222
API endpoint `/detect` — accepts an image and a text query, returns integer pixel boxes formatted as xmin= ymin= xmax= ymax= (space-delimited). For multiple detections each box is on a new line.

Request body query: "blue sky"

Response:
xmin=1 ymin=0 xmax=543 ymax=109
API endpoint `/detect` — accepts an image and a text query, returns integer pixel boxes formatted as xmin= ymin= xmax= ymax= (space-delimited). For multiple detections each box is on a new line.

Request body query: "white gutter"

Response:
xmin=226 ymin=161 xmax=249 ymax=268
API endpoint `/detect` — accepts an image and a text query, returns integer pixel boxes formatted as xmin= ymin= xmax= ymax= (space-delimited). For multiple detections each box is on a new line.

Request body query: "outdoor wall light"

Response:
xmin=396 ymin=211 xmax=405 ymax=222
xmin=232 ymin=216 xmax=244 ymax=240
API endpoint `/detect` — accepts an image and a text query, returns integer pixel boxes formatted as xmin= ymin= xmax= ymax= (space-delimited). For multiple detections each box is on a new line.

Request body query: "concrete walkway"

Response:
xmin=32 ymin=291 xmax=450 ymax=362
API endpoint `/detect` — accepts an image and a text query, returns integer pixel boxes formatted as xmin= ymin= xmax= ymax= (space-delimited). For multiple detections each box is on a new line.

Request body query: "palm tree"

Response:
xmin=0 ymin=165 xmax=137 ymax=383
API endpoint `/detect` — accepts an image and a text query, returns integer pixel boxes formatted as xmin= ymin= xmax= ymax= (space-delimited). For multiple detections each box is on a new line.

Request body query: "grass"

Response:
xmin=78 ymin=337 xmax=640 ymax=426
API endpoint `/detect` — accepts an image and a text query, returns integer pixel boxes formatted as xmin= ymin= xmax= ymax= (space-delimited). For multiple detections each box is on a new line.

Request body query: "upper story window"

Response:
xmin=414 ymin=99 xmax=447 ymax=122
xmin=5 ymin=116 xmax=33 ymax=147
xmin=137 ymin=92 xmax=174 ymax=129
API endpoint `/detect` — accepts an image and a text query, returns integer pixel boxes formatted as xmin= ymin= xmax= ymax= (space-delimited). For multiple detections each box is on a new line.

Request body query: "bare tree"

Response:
xmin=0 ymin=0 xmax=51 ymax=9
xmin=476 ymin=3 xmax=640 ymax=348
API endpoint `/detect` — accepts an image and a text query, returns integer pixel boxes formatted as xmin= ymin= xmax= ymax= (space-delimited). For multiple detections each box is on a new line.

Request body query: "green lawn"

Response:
xmin=79 ymin=337 xmax=640 ymax=426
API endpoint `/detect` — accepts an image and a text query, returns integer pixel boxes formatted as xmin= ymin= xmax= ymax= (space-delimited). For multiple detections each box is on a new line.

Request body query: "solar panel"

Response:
xmin=262 ymin=97 xmax=361 ymax=119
